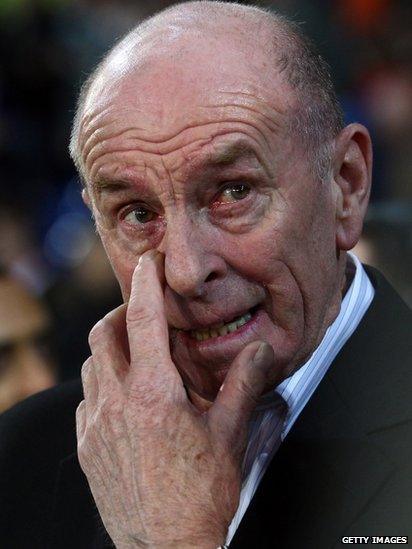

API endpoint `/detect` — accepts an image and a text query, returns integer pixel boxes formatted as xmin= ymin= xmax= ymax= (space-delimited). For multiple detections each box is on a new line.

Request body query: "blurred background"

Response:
xmin=0 ymin=0 xmax=411 ymax=410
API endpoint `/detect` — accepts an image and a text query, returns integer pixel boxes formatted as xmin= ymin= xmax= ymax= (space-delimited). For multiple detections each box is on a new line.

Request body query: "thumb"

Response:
xmin=208 ymin=341 xmax=276 ymax=450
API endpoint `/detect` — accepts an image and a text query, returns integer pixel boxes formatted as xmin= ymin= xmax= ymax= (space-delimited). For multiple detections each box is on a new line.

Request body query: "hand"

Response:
xmin=76 ymin=250 xmax=278 ymax=548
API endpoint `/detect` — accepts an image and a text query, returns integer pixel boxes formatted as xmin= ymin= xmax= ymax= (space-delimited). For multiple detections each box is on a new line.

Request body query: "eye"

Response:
xmin=124 ymin=206 xmax=156 ymax=224
xmin=216 ymin=183 xmax=251 ymax=204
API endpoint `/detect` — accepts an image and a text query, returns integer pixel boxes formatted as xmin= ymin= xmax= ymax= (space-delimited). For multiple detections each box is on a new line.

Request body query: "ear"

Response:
xmin=82 ymin=187 xmax=92 ymax=209
xmin=332 ymin=123 xmax=373 ymax=251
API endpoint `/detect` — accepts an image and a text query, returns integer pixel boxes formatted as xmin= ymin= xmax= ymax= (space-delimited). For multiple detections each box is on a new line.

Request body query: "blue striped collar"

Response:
xmin=276 ymin=252 xmax=375 ymax=440
xmin=226 ymin=253 xmax=375 ymax=545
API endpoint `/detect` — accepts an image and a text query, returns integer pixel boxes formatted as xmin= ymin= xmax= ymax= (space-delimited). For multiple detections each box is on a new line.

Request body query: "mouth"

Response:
xmin=186 ymin=305 xmax=260 ymax=342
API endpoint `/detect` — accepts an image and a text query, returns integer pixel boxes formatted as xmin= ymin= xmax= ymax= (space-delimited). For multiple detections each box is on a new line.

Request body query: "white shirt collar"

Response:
xmin=226 ymin=253 xmax=375 ymax=545
xmin=276 ymin=252 xmax=375 ymax=439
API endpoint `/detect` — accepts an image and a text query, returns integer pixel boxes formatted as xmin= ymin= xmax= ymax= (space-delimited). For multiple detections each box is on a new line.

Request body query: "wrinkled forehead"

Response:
xmin=80 ymin=24 xmax=295 ymax=146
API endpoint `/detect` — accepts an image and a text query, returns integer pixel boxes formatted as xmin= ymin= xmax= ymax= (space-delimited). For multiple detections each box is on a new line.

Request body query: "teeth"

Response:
xmin=190 ymin=310 xmax=254 ymax=342
xmin=227 ymin=321 xmax=238 ymax=333
xmin=237 ymin=317 xmax=247 ymax=327
xmin=218 ymin=325 xmax=228 ymax=336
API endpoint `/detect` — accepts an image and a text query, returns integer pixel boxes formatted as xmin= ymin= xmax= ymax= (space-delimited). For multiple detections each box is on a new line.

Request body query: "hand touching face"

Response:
xmin=76 ymin=12 xmax=372 ymax=545
xmin=77 ymin=251 xmax=279 ymax=547
xmin=80 ymin=29 xmax=369 ymax=401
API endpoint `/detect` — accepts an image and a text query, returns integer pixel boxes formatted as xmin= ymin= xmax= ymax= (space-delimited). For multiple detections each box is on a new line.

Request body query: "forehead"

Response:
xmin=79 ymin=29 xmax=295 ymax=165
xmin=84 ymin=15 xmax=289 ymax=108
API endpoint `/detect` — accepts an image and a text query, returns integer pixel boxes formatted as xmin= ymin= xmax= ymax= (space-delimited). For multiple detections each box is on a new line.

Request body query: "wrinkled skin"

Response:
xmin=78 ymin=254 xmax=278 ymax=548
xmin=77 ymin=12 xmax=372 ymax=548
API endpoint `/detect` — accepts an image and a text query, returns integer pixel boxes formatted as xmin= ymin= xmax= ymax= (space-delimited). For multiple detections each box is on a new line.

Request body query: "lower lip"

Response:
xmin=180 ymin=306 xmax=264 ymax=350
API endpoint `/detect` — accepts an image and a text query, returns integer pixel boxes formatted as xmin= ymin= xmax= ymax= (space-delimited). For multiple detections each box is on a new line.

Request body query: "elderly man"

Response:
xmin=1 ymin=2 xmax=411 ymax=548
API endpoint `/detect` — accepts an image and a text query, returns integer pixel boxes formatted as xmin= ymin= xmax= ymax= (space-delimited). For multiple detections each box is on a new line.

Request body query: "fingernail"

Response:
xmin=252 ymin=342 xmax=272 ymax=365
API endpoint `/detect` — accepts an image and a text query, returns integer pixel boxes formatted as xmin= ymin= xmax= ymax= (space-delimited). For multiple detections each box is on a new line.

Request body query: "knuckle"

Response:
xmin=75 ymin=400 xmax=86 ymax=422
xmin=81 ymin=357 xmax=93 ymax=384
xmin=104 ymin=303 xmax=125 ymax=322
xmin=127 ymin=380 xmax=159 ymax=405
xmin=102 ymin=394 xmax=122 ymax=414
xmin=97 ymin=394 xmax=124 ymax=425
xmin=126 ymin=379 xmax=172 ymax=410
xmin=88 ymin=320 xmax=106 ymax=349
xmin=88 ymin=318 xmax=114 ymax=349
xmin=76 ymin=436 xmax=94 ymax=471
xmin=126 ymin=302 xmax=158 ymax=326
xmin=96 ymin=398 xmax=125 ymax=439
xmin=235 ymin=378 xmax=259 ymax=406
xmin=77 ymin=441 xmax=87 ymax=464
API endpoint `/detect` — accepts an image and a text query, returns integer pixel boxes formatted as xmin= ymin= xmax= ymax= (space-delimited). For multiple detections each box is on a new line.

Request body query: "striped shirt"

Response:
xmin=226 ymin=252 xmax=375 ymax=545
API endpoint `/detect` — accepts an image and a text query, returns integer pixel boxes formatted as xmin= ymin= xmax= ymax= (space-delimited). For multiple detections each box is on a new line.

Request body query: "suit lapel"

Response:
xmin=230 ymin=377 xmax=395 ymax=548
xmin=231 ymin=268 xmax=410 ymax=548
xmin=48 ymin=268 xmax=411 ymax=549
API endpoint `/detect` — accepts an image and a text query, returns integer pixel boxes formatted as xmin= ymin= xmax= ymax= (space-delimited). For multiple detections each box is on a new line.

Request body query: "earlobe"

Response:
xmin=82 ymin=188 xmax=91 ymax=209
xmin=333 ymin=123 xmax=373 ymax=251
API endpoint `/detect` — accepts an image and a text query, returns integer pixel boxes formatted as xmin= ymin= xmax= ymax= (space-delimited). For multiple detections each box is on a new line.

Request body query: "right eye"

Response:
xmin=124 ymin=206 xmax=156 ymax=224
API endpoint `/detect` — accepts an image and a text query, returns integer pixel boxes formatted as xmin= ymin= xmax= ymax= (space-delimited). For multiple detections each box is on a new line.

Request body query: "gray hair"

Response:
xmin=69 ymin=1 xmax=344 ymax=183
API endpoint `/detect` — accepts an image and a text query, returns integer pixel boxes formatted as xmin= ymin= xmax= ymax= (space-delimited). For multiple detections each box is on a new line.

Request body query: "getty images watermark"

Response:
xmin=341 ymin=537 xmax=408 ymax=544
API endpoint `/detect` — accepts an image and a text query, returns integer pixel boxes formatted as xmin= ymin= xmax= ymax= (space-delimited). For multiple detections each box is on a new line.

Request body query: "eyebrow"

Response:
xmin=90 ymin=178 xmax=138 ymax=194
xmin=90 ymin=140 xmax=263 ymax=194
xmin=205 ymin=141 xmax=260 ymax=167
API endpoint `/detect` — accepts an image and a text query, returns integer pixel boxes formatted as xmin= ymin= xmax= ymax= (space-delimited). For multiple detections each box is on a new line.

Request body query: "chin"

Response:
xmin=175 ymin=357 xmax=231 ymax=402
xmin=170 ymin=305 xmax=305 ymax=401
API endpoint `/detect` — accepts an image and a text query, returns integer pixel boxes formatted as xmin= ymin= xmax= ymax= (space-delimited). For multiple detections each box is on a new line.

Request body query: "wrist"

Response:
xmin=114 ymin=537 xmax=227 ymax=549
xmin=112 ymin=522 xmax=227 ymax=549
xmin=150 ymin=541 xmax=226 ymax=549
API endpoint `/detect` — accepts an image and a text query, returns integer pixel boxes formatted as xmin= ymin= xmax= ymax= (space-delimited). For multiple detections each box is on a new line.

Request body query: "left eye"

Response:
xmin=216 ymin=183 xmax=251 ymax=204
xmin=124 ymin=206 xmax=156 ymax=224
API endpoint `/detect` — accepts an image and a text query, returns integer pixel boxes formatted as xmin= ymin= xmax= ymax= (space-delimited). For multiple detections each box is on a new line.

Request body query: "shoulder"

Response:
xmin=0 ymin=380 xmax=83 ymax=545
xmin=343 ymin=265 xmax=412 ymax=377
xmin=294 ymin=266 xmax=412 ymax=440
xmin=0 ymin=378 xmax=83 ymax=458
xmin=337 ymin=266 xmax=411 ymax=405
xmin=364 ymin=265 xmax=412 ymax=337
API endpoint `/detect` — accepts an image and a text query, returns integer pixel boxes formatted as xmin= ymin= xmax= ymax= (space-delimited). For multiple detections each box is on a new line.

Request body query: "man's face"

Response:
xmin=80 ymin=33 xmax=344 ymax=400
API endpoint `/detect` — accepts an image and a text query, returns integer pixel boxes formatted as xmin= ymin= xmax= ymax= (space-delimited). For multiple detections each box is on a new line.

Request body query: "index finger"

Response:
xmin=126 ymin=251 xmax=178 ymax=380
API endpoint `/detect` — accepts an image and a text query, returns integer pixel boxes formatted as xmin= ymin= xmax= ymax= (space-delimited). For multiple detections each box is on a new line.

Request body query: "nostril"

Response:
xmin=205 ymin=271 xmax=219 ymax=283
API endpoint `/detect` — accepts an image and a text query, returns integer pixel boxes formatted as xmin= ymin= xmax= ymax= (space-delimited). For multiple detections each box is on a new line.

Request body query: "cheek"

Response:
xmin=219 ymin=220 xmax=289 ymax=285
xmin=221 ymin=190 xmax=336 ymax=289
xmin=98 ymin=229 xmax=138 ymax=301
xmin=229 ymin=230 xmax=306 ymax=331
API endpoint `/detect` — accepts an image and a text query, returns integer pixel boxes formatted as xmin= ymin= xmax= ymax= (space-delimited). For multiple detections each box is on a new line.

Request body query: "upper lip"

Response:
xmin=168 ymin=304 xmax=259 ymax=331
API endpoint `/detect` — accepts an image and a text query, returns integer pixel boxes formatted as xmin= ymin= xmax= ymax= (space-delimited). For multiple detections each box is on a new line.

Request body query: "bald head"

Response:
xmin=70 ymin=1 xmax=343 ymax=182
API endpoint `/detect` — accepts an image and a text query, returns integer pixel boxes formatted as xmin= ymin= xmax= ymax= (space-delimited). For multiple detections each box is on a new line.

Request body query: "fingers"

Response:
xmin=88 ymin=304 xmax=129 ymax=387
xmin=126 ymin=251 xmax=180 ymax=384
xmin=208 ymin=341 xmax=278 ymax=449
xmin=101 ymin=303 xmax=130 ymax=362
xmin=86 ymin=250 xmax=182 ymax=409
xmin=81 ymin=356 xmax=98 ymax=415
xmin=76 ymin=400 xmax=87 ymax=443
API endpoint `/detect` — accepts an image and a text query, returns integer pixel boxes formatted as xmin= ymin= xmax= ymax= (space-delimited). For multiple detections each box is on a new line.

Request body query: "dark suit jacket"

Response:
xmin=1 ymin=268 xmax=411 ymax=548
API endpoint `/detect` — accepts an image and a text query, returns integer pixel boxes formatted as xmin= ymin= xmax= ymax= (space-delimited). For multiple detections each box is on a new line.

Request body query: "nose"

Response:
xmin=159 ymin=216 xmax=227 ymax=298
